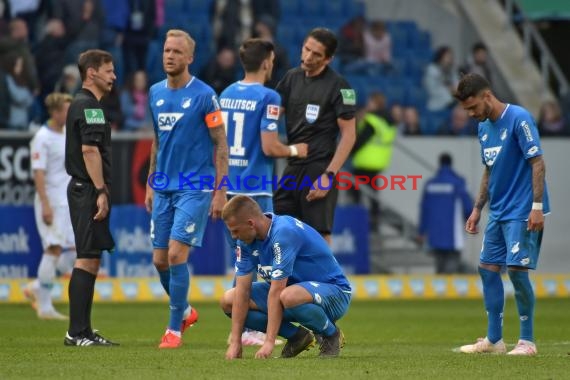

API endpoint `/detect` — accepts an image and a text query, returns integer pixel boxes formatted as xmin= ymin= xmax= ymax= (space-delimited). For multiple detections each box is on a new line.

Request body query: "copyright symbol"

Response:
xmin=148 ymin=172 xmax=169 ymax=190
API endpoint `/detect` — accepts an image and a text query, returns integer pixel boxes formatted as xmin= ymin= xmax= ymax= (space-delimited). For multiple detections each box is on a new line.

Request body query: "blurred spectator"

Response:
xmin=212 ymin=0 xmax=278 ymax=50
xmin=363 ymin=20 xmax=391 ymax=65
xmin=54 ymin=64 xmax=81 ymax=96
xmin=0 ymin=18 xmax=39 ymax=94
xmin=402 ymin=106 xmax=421 ymax=135
xmin=5 ymin=0 xmax=42 ymax=43
xmin=350 ymin=92 xmax=396 ymax=229
xmin=251 ymin=0 xmax=280 ymax=24
xmin=33 ymin=19 xmax=67 ymax=99
xmin=447 ymin=104 xmax=478 ymax=136
xmin=251 ymin=15 xmax=289 ymax=88
xmin=423 ymin=46 xmax=458 ymax=111
xmin=123 ymin=0 xmax=156 ymax=73
xmin=390 ymin=104 xmax=403 ymax=132
xmin=0 ymin=67 xmax=10 ymax=128
xmin=538 ymin=99 xmax=569 ymax=136
xmin=200 ymin=46 xmax=239 ymax=95
xmin=418 ymin=153 xmax=473 ymax=274
xmin=52 ymin=0 xmax=105 ymax=63
xmin=120 ymin=70 xmax=151 ymax=131
xmin=0 ymin=1 xmax=8 ymax=33
xmin=100 ymin=0 xmax=128 ymax=50
xmin=212 ymin=0 xmax=253 ymax=50
xmin=154 ymin=0 xmax=164 ymax=29
xmin=461 ymin=42 xmax=492 ymax=83
xmin=1 ymin=52 xmax=34 ymax=129
xmin=337 ymin=15 xmax=366 ymax=65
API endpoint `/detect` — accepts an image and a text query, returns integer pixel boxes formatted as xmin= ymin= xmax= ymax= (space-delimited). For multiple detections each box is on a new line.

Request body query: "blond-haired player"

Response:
xmin=25 ymin=92 xmax=76 ymax=319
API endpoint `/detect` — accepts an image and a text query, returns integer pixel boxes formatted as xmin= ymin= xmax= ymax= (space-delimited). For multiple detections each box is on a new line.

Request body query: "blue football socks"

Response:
xmin=285 ymin=303 xmax=337 ymax=336
xmin=240 ymin=310 xmax=298 ymax=338
xmin=168 ymin=263 xmax=189 ymax=332
xmin=158 ymin=269 xmax=170 ymax=295
xmin=508 ymin=270 xmax=535 ymax=342
xmin=479 ymin=267 xmax=504 ymax=343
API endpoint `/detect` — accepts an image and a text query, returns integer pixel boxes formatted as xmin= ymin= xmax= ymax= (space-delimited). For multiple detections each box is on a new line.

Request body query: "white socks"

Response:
xmin=56 ymin=250 xmax=76 ymax=276
xmin=37 ymin=254 xmax=58 ymax=312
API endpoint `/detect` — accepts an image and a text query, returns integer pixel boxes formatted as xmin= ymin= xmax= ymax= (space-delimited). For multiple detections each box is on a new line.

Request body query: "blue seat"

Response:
xmin=185 ymin=0 xmax=212 ymax=15
xmin=280 ymin=0 xmax=300 ymax=17
xmin=325 ymin=0 xmax=348 ymax=17
xmin=164 ymin=0 xmax=185 ymax=12
xmin=388 ymin=27 xmax=408 ymax=53
xmin=405 ymin=54 xmax=430 ymax=80
xmin=145 ymin=40 xmax=165 ymax=85
xmin=384 ymin=84 xmax=406 ymax=106
xmin=300 ymin=0 xmax=324 ymax=16
xmin=405 ymin=86 xmax=427 ymax=109
xmin=322 ymin=17 xmax=345 ymax=32
xmin=277 ymin=25 xmax=298 ymax=47
xmin=346 ymin=0 xmax=365 ymax=18
xmin=409 ymin=30 xmax=431 ymax=52
xmin=190 ymin=54 xmax=208 ymax=75
xmin=422 ymin=109 xmax=451 ymax=135
xmin=185 ymin=22 xmax=209 ymax=44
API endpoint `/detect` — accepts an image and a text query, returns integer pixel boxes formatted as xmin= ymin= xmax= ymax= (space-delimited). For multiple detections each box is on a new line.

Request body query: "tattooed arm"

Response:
xmin=465 ymin=167 xmax=489 ymax=234
xmin=209 ymin=125 xmax=229 ymax=219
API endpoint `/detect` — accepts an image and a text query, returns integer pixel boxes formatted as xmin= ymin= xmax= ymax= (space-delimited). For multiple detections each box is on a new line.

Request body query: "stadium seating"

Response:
xmin=421 ymin=109 xmax=452 ymax=135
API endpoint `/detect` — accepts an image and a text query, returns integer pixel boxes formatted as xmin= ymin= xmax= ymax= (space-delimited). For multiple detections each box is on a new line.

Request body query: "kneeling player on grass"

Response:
xmin=220 ymin=195 xmax=352 ymax=359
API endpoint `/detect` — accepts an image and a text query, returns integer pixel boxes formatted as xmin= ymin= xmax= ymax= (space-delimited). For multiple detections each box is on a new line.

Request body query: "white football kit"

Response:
xmin=30 ymin=125 xmax=74 ymax=249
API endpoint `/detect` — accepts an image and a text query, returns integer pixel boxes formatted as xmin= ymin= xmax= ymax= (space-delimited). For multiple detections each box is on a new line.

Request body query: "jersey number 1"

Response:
xmin=221 ymin=111 xmax=245 ymax=156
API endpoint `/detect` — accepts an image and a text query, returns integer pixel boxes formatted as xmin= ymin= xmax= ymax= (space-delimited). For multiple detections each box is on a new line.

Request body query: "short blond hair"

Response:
xmin=222 ymin=195 xmax=262 ymax=222
xmin=45 ymin=92 xmax=72 ymax=114
xmin=166 ymin=29 xmax=196 ymax=56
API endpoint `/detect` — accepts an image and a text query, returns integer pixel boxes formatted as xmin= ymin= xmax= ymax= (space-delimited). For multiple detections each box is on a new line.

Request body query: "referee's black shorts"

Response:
xmin=67 ymin=178 xmax=115 ymax=258
xmin=273 ymin=163 xmax=339 ymax=235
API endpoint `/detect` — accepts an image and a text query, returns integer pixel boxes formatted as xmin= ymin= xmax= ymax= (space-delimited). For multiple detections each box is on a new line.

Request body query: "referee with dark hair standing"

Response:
xmin=274 ymin=27 xmax=356 ymax=244
xmin=64 ymin=49 xmax=118 ymax=346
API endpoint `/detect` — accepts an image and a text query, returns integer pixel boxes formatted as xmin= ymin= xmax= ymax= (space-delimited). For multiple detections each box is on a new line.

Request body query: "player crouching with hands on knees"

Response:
xmin=220 ymin=195 xmax=352 ymax=359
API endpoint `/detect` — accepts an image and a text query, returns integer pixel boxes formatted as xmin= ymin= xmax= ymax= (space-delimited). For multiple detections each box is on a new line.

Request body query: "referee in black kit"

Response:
xmin=64 ymin=49 xmax=118 ymax=346
xmin=274 ymin=27 xmax=356 ymax=244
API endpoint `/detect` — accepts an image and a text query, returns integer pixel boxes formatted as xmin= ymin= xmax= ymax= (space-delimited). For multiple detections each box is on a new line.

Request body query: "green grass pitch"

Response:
xmin=1 ymin=299 xmax=569 ymax=379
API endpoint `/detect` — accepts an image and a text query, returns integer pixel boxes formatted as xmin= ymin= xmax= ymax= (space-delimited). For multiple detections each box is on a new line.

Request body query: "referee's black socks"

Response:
xmin=68 ymin=268 xmax=97 ymax=337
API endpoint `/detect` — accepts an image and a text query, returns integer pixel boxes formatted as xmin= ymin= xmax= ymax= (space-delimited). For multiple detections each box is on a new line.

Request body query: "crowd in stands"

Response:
xmin=0 ymin=0 xmax=568 ymax=136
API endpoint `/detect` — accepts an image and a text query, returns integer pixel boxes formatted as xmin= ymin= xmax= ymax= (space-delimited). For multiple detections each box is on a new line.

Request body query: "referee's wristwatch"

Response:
xmin=95 ymin=187 xmax=108 ymax=197
xmin=324 ymin=170 xmax=336 ymax=180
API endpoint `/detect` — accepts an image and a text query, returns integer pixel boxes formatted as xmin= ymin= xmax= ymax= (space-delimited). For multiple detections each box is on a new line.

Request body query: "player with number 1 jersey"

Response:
xmin=220 ymin=38 xmax=307 ymax=206
xmin=220 ymin=83 xmax=281 ymax=196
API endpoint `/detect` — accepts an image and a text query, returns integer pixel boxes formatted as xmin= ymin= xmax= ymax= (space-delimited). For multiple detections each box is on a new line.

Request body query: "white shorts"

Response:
xmin=34 ymin=197 xmax=75 ymax=250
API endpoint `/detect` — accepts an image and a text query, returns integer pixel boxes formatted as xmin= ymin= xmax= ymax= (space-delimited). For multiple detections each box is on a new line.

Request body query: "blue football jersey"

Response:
xmin=149 ymin=77 xmax=223 ymax=192
xmin=234 ymin=214 xmax=351 ymax=291
xmin=220 ymin=82 xmax=281 ymax=196
xmin=478 ymin=104 xmax=550 ymax=221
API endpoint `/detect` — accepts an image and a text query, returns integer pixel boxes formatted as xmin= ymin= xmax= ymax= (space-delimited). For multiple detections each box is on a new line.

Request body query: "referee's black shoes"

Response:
xmin=64 ymin=330 xmax=119 ymax=346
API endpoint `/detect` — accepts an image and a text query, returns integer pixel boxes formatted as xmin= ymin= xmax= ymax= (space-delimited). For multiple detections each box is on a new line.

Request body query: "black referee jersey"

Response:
xmin=276 ymin=66 xmax=356 ymax=165
xmin=65 ymin=88 xmax=112 ymax=184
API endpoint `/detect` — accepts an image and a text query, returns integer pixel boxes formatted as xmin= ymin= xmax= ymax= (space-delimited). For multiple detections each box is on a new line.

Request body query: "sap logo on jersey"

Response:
xmin=157 ymin=113 xmax=184 ymax=131
xmin=483 ymin=146 xmax=502 ymax=166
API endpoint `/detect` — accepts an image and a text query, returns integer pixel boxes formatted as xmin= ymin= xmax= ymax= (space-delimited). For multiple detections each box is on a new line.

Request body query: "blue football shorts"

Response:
xmin=480 ymin=219 xmax=543 ymax=269
xmin=151 ymin=190 xmax=211 ymax=248
xmin=249 ymin=281 xmax=352 ymax=323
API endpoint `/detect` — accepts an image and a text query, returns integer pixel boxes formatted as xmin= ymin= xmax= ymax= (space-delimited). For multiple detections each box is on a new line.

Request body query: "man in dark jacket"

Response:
xmin=418 ymin=153 xmax=473 ymax=274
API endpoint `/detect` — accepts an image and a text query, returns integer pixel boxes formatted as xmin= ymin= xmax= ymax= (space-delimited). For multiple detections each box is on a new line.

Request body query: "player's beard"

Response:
xmin=164 ymin=61 xmax=186 ymax=77
xmin=482 ymin=102 xmax=493 ymax=121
